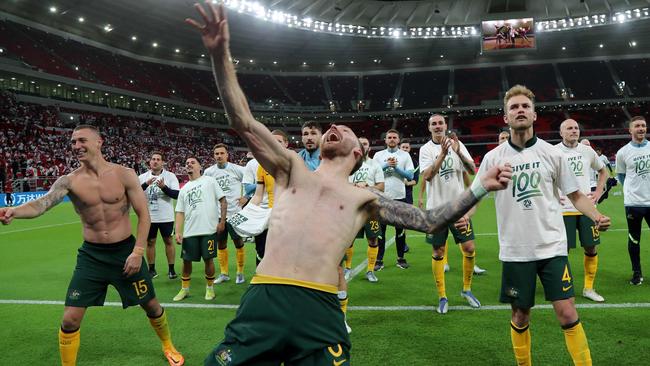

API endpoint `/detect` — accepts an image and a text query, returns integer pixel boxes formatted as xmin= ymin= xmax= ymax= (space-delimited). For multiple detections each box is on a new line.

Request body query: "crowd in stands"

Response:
xmin=2 ymin=19 xmax=650 ymax=113
xmin=0 ymin=91 xmax=246 ymax=192
xmin=1 ymin=86 xmax=643 ymax=193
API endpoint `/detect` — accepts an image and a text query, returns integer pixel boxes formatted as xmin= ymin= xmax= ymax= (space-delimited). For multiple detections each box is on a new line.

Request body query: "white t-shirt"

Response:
xmin=555 ymin=142 xmax=604 ymax=214
xmin=243 ymin=158 xmax=269 ymax=209
xmin=476 ymin=137 xmax=579 ymax=262
xmin=616 ymin=141 xmax=650 ymax=207
xmin=372 ymin=148 xmax=414 ymax=200
xmin=175 ymin=175 xmax=225 ymax=237
xmin=419 ymin=140 xmax=472 ymax=209
xmin=349 ymin=157 xmax=385 ymax=187
xmin=204 ymin=163 xmax=245 ymax=218
xmin=138 ymin=169 xmax=179 ymax=223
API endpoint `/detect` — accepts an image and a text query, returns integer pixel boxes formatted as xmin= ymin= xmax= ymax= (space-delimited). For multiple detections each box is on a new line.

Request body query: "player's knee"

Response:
xmin=217 ymin=241 xmax=228 ymax=250
xmin=141 ymin=298 xmax=162 ymax=317
xmin=146 ymin=239 xmax=156 ymax=247
xmin=461 ymin=243 xmax=475 ymax=256
xmin=511 ymin=308 xmax=530 ymax=326
xmin=61 ymin=314 xmax=82 ymax=331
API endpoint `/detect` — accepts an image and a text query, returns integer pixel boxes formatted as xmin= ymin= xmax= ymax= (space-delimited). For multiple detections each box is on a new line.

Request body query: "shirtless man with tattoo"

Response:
xmin=0 ymin=125 xmax=184 ymax=366
xmin=187 ymin=4 xmax=513 ymax=365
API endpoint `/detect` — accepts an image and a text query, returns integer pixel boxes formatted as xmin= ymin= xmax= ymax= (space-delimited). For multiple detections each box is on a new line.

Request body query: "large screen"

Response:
xmin=481 ymin=18 xmax=535 ymax=51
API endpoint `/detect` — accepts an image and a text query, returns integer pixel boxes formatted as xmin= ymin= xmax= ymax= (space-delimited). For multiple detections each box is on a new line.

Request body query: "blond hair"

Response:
xmin=503 ymin=85 xmax=535 ymax=111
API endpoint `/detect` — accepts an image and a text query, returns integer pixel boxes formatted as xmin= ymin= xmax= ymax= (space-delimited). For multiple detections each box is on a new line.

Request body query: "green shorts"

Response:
xmin=356 ymin=219 xmax=380 ymax=240
xmin=216 ymin=222 xmax=242 ymax=242
xmin=181 ymin=233 xmax=217 ymax=262
xmin=65 ymin=236 xmax=155 ymax=309
xmin=425 ymin=219 xmax=475 ymax=248
xmin=563 ymin=215 xmax=600 ymax=249
xmin=500 ymin=256 xmax=575 ymax=309
xmin=205 ymin=277 xmax=350 ymax=366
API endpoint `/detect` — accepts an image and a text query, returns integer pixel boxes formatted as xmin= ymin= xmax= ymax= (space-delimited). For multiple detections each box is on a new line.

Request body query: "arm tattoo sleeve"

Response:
xmin=30 ymin=176 xmax=71 ymax=215
xmin=367 ymin=187 xmax=479 ymax=233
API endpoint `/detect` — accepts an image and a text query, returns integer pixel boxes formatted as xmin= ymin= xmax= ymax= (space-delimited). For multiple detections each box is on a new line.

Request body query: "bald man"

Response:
xmin=556 ymin=119 xmax=608 ymax=302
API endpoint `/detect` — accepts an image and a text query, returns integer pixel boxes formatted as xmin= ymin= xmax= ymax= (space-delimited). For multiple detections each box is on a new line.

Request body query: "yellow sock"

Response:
xmin=367 ymin=246 xmax=378 ymax=272
xmin=510 ymin=321 xmax=531 ymax=366
xmin=206 ymin=275 xmax=215 ymax=287
xmin=59 ymin=327 xmax=80 ymax=366
xmin=217 ymin=248 xmax=229 ymax=275
xmin=443 ymin=243 xmax=449 ymax=267
xmin=345 ymin=246 xmax=354 ymax=269
xmin=181 ymin=276 xmax=190 ymax=289
xmin=432 ymin=255 xmax=447 ymax=299
xmin=563 ymin=320 xmax=592 ymax=366
xmin=338 ymin=291 xmax=348 ymax=314
xmin=460 ymin=247 xmax=475 ymax=292
xmin=236 ymin=247 xmax=245 ymax=273
xmin=584 ymin=253 xmax=598 ymax=290
xmin=148 ymin=309 xmax=174 ymax=351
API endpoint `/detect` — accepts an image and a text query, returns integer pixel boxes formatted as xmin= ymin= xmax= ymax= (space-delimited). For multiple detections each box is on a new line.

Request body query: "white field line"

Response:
xmin=0 ymin=221 xmax=81 ymax=235
xmin=347 ymin=236 xmax=396 ymax=282
xmin=0 ymin=212 xmax=139 ymax=235
xmin=2 ymin=299 xmax=650 ymax=312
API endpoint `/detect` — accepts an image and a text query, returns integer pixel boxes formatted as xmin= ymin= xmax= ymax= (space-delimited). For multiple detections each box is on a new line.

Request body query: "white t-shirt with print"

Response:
xmin=138 ymin=169 xmax=179 ymax=223
xmin=476 ymin=137 xmax=579 ymax=262
xmin=175 ymin=175 xmax=225 ymax=237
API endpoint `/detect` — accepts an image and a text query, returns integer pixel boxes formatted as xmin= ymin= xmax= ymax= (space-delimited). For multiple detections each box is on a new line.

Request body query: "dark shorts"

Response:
xmin=147 ymin=221 xmax=174 ymax=240
xmin=205 ymin=280 xmax=350 ymax=366
xmin=216 ymin=222 xmax=242 ymax=242
xmin=65 ymin=236 xmax=155 ymax=309
xmin=425 ymin=219 xmax=476 ymax=248
xmin=182 ymin=233 xmax=218 ymax=262
xmin=499 ymin=256 xmax=575 ymax=309
xmin=563 ymin=215 xmax=600 ymax=249
xmin=356 ymin=219 xmax=380 ymax=240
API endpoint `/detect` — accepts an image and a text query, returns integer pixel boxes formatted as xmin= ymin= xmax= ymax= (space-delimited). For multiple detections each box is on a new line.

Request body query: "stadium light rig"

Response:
xmin=219 ymin=0 xmax=649 ymax=39
xmin=536 ymin=8 xmax=650 ymax=32
xmin=220 ymin=0 xmax=477 ymax=39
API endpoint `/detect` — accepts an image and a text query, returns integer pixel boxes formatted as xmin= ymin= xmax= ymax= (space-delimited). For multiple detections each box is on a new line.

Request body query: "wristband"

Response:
xmin=470 ymin=178 xmax=488 ymax=200
xmin=132 ymin=246 xmax=145 ymax=256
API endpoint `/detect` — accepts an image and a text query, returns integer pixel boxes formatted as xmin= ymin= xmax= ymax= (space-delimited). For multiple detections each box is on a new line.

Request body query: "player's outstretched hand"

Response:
xmin=479 ymin=163 xmax=512 ymax=192
xmin=595 ymin=215 xmax=611 ymax=232
xmin=186 ymin=2 xmax=229 ymax=55
xmin=123 ymin=252 xmax=142 ymax=277
xmin=0 ymin=207 xmax=14 ymax=225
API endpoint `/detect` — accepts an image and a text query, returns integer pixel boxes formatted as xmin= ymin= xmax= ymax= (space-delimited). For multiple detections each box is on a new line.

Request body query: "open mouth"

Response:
xmin=325 ymin=131 xmax=341 ymax=143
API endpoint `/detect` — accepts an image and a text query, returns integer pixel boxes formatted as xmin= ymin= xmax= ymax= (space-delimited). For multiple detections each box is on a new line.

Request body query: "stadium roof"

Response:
xmin=2 ymin=0 xmax=650 ymax=71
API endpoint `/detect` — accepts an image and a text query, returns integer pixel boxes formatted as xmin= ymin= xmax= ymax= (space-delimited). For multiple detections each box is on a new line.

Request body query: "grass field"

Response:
xmin=2 ymin=185 xmax=650 ymax=365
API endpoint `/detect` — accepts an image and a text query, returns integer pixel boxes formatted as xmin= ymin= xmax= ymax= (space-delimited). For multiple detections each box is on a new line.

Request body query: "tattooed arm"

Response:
xmin=365 ymin=163 xmax=513 ymax=233
xmin=366 ymin=187 xmax=480 ymax=234
xmin=0 ymin=175 xmax=71 ymax=224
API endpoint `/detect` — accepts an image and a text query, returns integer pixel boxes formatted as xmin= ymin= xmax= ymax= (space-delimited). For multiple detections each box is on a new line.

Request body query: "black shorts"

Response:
xmin=66 ymin=236 xmax=155 ymax=309
xmin=147 ymin=222 xmax=174 ymax=240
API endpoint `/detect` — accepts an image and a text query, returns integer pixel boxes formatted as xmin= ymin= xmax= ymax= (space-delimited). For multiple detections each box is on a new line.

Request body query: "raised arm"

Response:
xmin=0 ymin=175 xmax=70 ymax=224
xmin=186 ymin=3 xmax=292 ymax=178
xmin=367 ymin=164 xmax=512 ymax=233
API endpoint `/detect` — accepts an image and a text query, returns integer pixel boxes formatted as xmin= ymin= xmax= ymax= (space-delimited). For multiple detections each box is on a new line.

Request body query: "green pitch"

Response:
xmin=1 ymin=185 xmax=650 ymax=365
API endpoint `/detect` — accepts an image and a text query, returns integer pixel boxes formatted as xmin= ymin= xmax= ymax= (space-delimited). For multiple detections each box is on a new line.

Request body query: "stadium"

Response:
xmin=1 ymin=0 xmax=649 ymax=365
